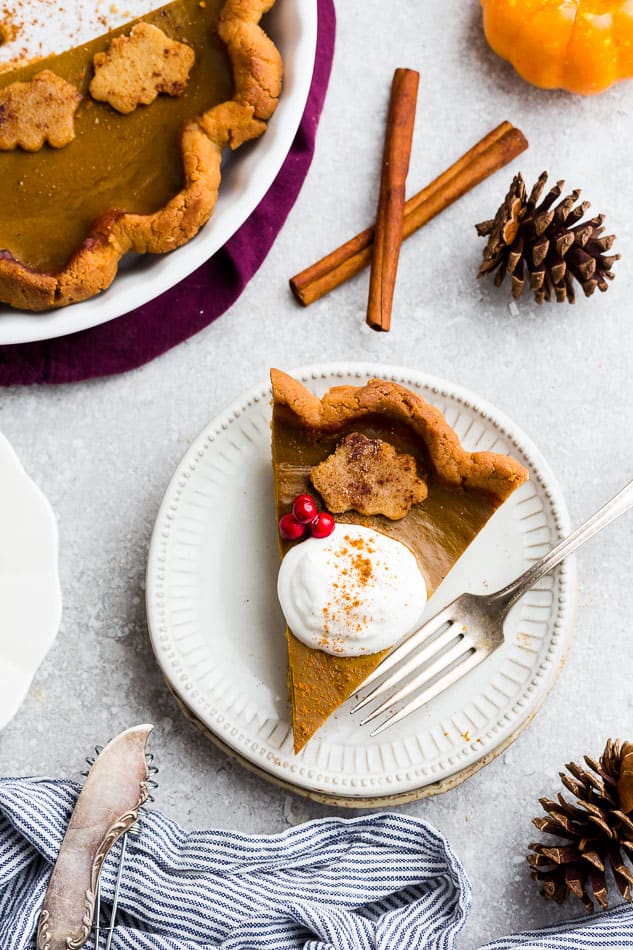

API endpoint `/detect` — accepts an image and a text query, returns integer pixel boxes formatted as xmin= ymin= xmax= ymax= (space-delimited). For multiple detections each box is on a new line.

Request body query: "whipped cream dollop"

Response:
xmin=277 ymin=524 xmax=427 ymax=657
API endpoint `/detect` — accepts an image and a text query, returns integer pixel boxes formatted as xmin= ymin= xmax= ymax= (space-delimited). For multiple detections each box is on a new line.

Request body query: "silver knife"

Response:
xmin=37 ymin=723 xmax=153 ymax=950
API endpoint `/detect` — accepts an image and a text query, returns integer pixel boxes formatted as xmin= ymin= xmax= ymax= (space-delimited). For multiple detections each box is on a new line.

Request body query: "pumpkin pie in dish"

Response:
xmin=0 ymin=0 xmax=282 ymax=311
xmin=271 ymin=369 xmax=529 ymax=753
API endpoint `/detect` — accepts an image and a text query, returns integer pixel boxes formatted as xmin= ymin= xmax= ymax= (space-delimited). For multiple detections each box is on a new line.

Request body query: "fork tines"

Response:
xmin=351 ymin=600 xmax=484 ymax=735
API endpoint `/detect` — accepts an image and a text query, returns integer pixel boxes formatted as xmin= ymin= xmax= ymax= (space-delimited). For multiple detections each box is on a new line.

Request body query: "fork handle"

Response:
xmin=491 ymin=476 xmax=633 ymax=614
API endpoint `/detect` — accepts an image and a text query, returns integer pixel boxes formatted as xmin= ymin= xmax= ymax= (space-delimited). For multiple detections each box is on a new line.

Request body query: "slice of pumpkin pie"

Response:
xmin=270 ymin=369 xmax=529 ymax=753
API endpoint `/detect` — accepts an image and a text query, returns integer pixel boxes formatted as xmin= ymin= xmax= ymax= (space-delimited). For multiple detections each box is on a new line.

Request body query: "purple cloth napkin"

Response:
xmin=0 ymin=0 xmax=335 ymax=386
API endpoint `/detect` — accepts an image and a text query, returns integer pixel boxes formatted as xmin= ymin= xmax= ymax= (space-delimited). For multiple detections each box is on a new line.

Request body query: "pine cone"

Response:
xmin=528 ymin=739 xmax=633 ymax=912
xmin=476 ymin=171 xmax=620 ymax=304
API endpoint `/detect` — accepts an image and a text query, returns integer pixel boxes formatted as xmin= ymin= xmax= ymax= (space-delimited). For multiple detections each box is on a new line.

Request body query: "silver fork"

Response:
xmin=352 ymin=476 xmax=633 ymax=735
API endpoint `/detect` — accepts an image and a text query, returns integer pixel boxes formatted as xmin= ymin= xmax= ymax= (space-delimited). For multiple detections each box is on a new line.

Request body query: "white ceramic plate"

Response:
xmin=146 ymin=364 xmax=576 ymax=801
xmin=0 ymin=433 xmax=62 ymax=730
xmin=0 ymin=0 xmax=318 ymax=345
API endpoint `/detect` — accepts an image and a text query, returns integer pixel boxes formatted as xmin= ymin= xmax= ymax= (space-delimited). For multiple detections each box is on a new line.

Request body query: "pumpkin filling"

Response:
xmin=273 ymin=410 xmax=502 ymax=594
xmin=0 ymin=0 xmax=232 ymax=272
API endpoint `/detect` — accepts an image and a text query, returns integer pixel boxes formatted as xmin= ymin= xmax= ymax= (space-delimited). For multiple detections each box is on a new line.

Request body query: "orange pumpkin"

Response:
xmin=481 ymin=0 xmax=633 ymax=95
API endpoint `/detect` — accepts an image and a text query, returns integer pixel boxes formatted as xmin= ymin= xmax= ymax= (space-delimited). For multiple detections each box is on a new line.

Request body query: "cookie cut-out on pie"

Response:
xmin=311 ymin=432 xmax=429 ymax=518
xmin=0 ymin=0 xmax=282 ymax=311
xmin=270 ymin=369 xmax=529 ymax=753
xmin=89 ymin=22 xmax=196 ymax=114
xmin=0 ymin=69 xmax=82 ymax=151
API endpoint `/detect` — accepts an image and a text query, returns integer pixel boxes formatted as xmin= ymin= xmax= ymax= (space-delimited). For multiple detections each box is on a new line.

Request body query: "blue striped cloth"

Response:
xmin=1 ymin=778 xmax=632 ymax=949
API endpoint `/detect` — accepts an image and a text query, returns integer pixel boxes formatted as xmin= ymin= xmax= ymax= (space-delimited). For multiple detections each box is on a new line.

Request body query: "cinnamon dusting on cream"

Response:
xmin=321 ymin=533 xmax=375 ymax=652
xmin=277 ymin=524 xmax=428 ymax=658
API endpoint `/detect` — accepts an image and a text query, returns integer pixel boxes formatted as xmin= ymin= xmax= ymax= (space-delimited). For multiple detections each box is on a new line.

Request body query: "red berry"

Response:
xmin=310 ymin=511 xmax=335 ymax=538
xmin=292 ymin=493 xmax=318 ymax=525
xmin=279 ymin=512 xmax=306 ymax=541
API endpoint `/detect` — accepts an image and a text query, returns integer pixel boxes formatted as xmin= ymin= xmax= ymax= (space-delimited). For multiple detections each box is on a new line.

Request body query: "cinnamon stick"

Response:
xmin=290 ymin=121 xmax=528 ymax=308
xmin=366 ymin=68 xmax=419 ymax=332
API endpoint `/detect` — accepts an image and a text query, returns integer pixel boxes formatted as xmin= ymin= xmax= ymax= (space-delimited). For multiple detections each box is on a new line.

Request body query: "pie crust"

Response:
xmin=0 ymin=0 xmax=282 ymax=311
xmin=270 ymin=369 xmax=529 ymax=753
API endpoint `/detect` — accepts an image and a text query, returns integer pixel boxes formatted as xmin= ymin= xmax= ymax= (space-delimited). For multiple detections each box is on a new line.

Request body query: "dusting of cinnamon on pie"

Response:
xmin=319 ymin=533 xmax=377 ymax=654
xmin=311 ymin=432 xmax=428 ymax=520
